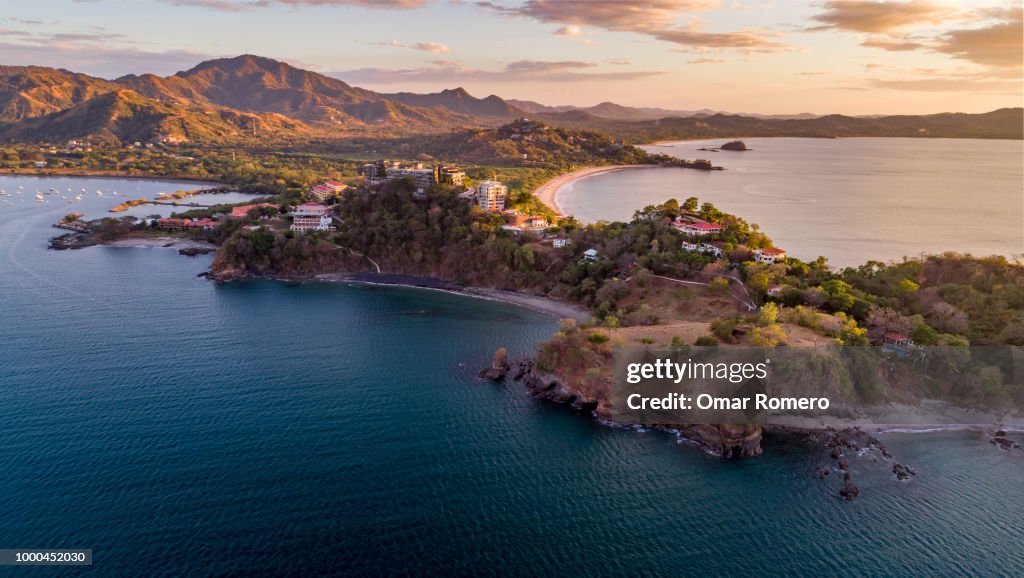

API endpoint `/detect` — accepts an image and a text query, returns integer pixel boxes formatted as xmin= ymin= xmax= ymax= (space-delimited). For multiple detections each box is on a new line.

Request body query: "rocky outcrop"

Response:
xmin=679 ymin=424 xmax=763 ymax=458
xmin=478 ymin=347 xmax=512 ymax=381
xmin=178 ymin=246 xmax=215 ymax=257
xmin=839 ymin=473 xmax=859 ymax=501
xmin=517 ymin=360 xmax=761 ymax=456
xmin=520 ymin=366 xmax=598 ymax=412
xmin=892 ymin=463 xmax=917 ymax=481
xmin=990 ymin=430 xmax=1021 ymax=451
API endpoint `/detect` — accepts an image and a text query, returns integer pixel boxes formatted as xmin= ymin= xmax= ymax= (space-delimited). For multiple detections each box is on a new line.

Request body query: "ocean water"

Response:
xmin=557 ymin=138 xmax=1024 ymax=267
xmin=1 ymin=175 xmax=1022 ymax=575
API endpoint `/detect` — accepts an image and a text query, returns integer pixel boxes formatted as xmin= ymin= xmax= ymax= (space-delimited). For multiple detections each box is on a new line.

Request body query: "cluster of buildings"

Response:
xmin=309 ymin=180 xmax=348 ymax=203
xmin=290 ymin=202 xmax=334 ymax=233
xmin=674 ymin=216 xmax=787 ymax=264
xmin=156 ymin=217 xmax=219 ymax=231
xmin=361 ymin=160 xmax=465 ymax=194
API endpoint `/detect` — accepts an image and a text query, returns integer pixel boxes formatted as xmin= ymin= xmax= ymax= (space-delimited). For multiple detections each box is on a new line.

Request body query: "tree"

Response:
xmin=683 ymin=196 xmax=699 ymax=212
xmin=749 ymin=324 xmax=787 ymax=347
xmin=758 ymin=302 xmax=779 ymax=326
xmin=708 ymin=276 xmax=730 ymax=294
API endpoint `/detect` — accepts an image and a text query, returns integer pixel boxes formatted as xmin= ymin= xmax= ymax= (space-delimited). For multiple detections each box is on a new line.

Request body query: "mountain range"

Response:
xmin=0 ymin=55 xmax=1020 ymax=144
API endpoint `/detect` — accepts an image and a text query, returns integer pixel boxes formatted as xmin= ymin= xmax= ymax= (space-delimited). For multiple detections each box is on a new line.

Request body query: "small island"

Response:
xmin=699 ymin=140 xmax=749 ymax=152
xmin=720 ymin=140 xmax=748 ymax=151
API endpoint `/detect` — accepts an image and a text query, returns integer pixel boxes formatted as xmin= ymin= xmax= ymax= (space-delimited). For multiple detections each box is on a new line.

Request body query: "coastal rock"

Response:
xmin=989 ymin=430 xmax=1021 ymax=451
xmin=892 ymin=463 xmax=917 ymax=481
xmin=839 ymin=475 xmax=860 ymax=501
xmin=178 ymin=247 xmax=215 ymax=257
xmin=479 ymin=348 xmax=511 ymax=381
xmin=513 ymin=360 xmax=533 ymax=381
xmin=680 ymin=424 xmax=763 ymax=458
xmin=522 ymin=368 xmax=598 ymax=411
xmin=816 ymin=466 xmax=831 ymax=479
xmin=48 ymin=232 xmax=94 ymax=250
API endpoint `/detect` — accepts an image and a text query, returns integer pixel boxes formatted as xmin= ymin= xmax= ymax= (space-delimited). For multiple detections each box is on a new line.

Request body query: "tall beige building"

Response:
xmin=477 ymin=181 xmax=508 ymax=212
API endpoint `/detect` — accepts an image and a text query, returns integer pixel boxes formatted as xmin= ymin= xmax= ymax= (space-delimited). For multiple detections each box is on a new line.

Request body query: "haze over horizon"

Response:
xmin=1 ymin=0 xmax=1021 ymax=116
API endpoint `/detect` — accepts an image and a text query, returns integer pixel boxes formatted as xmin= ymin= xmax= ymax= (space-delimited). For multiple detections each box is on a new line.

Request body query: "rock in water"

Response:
xmin=839 ymin=473 xmax=860 ymax=501
xmin=892 ymin=463 xmax=917 ymax=481
xmin=720 ymin=140 xmax=748 ymax=151
xmin=479 ymin=347 xmax=511 ymax=381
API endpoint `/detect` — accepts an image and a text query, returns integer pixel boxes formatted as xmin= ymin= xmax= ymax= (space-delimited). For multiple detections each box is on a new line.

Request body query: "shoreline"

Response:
xmin=315 ymin=272 xmax=592 ymax=322
xmin=533 ymin=165 xmax=660 ymax=216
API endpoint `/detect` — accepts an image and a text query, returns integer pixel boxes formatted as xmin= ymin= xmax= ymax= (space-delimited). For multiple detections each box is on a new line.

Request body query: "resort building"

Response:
xmin=309 ymin=181 xmax=347 ymax=203
xmin=553 ymin=238 xmax=571 ymax=248
xmin=675 ymin=221 xmax=722 ymax=236
xmin=681 ymin=240 xmax=699 ymax=252
xmin=290 ymin=202 xmax=333 ymax=233
xmin=583 ymin=248 xmax=600 ymax=262
xmin=767 ymin=284 xmax=783 ymax=297
xmin=229 ymin=203 xmax=276 ymax=219
xmin=477 ymin=181 xmax=508 ymax=212
xmin=754 ymin=247 xmax=787 ymax=264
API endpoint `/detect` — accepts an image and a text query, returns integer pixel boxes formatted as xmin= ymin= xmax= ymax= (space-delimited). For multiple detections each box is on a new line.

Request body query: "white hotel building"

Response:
xmin=290 ymin=202 xmax=334 ymax=233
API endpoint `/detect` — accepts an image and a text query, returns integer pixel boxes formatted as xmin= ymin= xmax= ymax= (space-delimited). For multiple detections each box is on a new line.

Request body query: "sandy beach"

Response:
xmin=316 ymin=272 xmax=591 ymax=322
xmin=533 ymin=165 xmax=655 ymax=216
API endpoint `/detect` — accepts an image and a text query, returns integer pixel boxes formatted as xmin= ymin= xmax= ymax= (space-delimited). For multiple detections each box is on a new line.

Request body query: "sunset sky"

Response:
xmin=2 ymin=0 xmax=1021 ymax=115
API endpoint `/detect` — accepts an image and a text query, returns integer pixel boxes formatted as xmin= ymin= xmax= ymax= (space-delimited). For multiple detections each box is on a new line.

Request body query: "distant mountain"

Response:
xmin=550 ymin=108 xmax=1024 ymax=141
xmin=385 ymin=87 xmax=522 ymax=118
xmin=508 ymin=99 xmax=822 ymax=121
xmin=116 ymin=55 xmax=473 ymax=129
xmin=0 ymin=55 xmax=1018 ymax=144
xmin=0 ymin=66 xmax=118 ymax=121
xmin=0 ymin=89 xmax=311 ymax=144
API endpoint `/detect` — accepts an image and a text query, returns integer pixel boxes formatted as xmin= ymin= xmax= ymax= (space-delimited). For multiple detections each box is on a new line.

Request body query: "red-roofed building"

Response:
xmin=310 ymin=180 xmax=349 ymax=202
xmin=675 ymin=221 xmax=722 ymax=236
xmin=767 ymin=284 xmax=783 ymax=296
xmin=754 ymin=247 xmax=787 ymax=264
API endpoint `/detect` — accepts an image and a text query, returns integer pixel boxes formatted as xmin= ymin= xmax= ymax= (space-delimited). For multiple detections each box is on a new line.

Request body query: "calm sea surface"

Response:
xmin=557 ymin=138 xmax=1024 ymax=267
xmin=1 ymin=175 xmax=1022 ymax=575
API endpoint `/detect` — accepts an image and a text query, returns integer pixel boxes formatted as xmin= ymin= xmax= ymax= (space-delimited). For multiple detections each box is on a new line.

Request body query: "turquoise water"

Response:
xmin=558 ymin=138 xmax=1024 ymax=267
xmin=1 ymin=176 xmax=1022 ymax=575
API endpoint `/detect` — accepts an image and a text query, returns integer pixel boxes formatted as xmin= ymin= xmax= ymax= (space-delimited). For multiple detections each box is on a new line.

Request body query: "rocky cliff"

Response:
xmin=515 ymin=360 xmax=762 ymax=457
